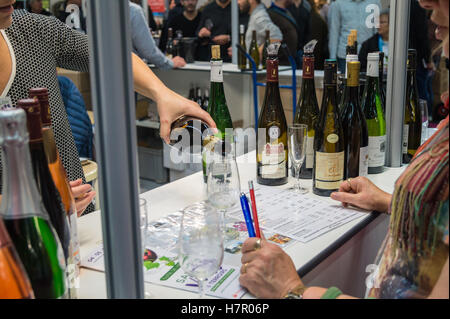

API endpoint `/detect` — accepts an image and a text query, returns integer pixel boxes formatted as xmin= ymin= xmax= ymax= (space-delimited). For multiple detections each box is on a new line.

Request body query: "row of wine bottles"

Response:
xmin=238 ymin=25 xmax=271 ymax=70
xmin=188 ymin=85 xmax=209 ymax=112
xmin=0 ymin=89 xmax=80 ymax=299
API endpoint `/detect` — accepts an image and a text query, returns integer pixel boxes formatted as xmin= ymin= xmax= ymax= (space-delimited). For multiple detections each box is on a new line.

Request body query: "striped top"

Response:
xmin=369 ymin=117 xmax=449 ymax=299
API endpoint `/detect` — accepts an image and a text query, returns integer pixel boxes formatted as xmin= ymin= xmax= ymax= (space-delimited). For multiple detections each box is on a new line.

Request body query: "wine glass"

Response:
xmin=288 ymin=124 xmax=308 ymax=194
xmin=206 ymin=152 xmax=241 ymax=239
xmin=139 ymin=198 xmax=154 ymax=299
xmin=178 ymin=203 xmax=224 ymax=299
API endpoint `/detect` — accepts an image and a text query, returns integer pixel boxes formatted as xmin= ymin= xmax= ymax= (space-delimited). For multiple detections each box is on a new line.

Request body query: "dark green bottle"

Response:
xmin=0 ymin=108 xmax=67 ymax=299
xmin=262 ymin=30 xmax=270 ymax=70
xmin=313 ymin=60 xmax=345 ymax=197
xmin=249 ymin=30 xmax=260 ymax=69
xmin=294 ymin=40 xmax=319 ymax=179
xmin=203 ymin=45 xmax=234 ymax=182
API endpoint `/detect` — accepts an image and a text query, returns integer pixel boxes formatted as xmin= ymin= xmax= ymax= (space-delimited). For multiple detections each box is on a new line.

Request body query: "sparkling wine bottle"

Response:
xmin=313 ymin=60 xmax=345 ymax=197
xmin=0 ymin=108 xmax=67 ymax=299
xmin=249 ymin=30 xmax=260 ymax=69
xmin=238 ymin=24 xmax=247 ymax=70
xmin=29 ymin=88 xmax=81 ymax=298
xmin=257 ymin=43 xmax=288 ymax=186
xmin=17 ymin=99 xmax=71 ymax=267
xmin=340 ymin=61 xmax=369 ymax=179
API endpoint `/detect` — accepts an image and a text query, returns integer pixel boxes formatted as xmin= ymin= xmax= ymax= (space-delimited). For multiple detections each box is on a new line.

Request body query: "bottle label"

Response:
xmin=327 ymin=134 xmax=339 ymax=144
xmin=303 ymin=57 xmax=315 ymax=79
xmin=314 ymin=151 xmax=344 ymax=190
xmin=266 ymin=59 xmax=279 ymax=83
xmin=402 ymin=125 xmax=409 ymax=155
xmin=368 ymin=135 xmax=386 ymax=167
xmin=260 ymin=143 xmax=286 ymax=179
xmin=211 ymin=61 xmax=223 ymax=83
xmin=359 ymin=146 xmax=369 ymax=177
xmin=367 ymin=60 xmax=379 ymax=78
xmin=306 ymin=135 xmax=314 ymax=169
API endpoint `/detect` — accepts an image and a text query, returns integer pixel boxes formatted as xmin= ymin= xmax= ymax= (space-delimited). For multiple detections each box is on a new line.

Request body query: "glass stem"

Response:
xmin=295 ymin=165 xmax=301 ymax=190
xmin=198 ymin=279 xmax=205 ymax=299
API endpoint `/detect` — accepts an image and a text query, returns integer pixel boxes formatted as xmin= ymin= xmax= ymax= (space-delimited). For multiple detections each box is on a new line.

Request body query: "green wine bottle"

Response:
xmin=262 ymin=30 xmax=270 ymax=70
xmin=0 ymin=108 xmax=67 ymax=299
xmin=313 ymin=59 xmax=345 ymax=197
xmin=361 ymin=52 xmax=386 ymax=174
xmin=249 ymin=30 xmax=260 ymax=69
xmin=340 ymin=61 xmax=369 ymax=179
xmin=294 ymin=40 xmax=319 ymax=179
xmin=257 ymin=43 xmax=288 ymax=186
xmin=203 ymin=45 xmax=234 ymax=182
xmin=403 ymin=49 xmax=422 ymax=164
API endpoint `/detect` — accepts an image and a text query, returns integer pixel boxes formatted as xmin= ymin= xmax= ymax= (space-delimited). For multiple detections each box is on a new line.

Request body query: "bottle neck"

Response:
xmin=0 ymin=138 xmax=48 ymax=220
xmin=210 ymin=59 xmax=223 ymax=83
xmin=266 ymin=59 xmax=279 ymax=84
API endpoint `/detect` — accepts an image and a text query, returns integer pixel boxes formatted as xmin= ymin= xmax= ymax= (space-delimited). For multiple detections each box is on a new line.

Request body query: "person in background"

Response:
xmin=316 ymin=0 xmax=329 ymax=22
xmin=238 ymin=0 xmax=283 ymax=56
xmin=27 ymin=0 xmax=52 ymax=16
xmin=287 ymin=0 xmax=312 ymax=65
xmin=159 ymin=0 xmax=202 ymax=55
xmin=358 ymin=8 xmax=389 ymax=72
xmin=196 ymin=0 xmax=233 ymax=62
xmin=410 ymin=0 xmax=434 ymax=120
xmin=238 ymin=0 xmax=449 ymax=299
xmin=267 ymin=0 xmax=299 ymax=66
xmin=168 ymin=0 xmax=184 ymax=22
xmin=129 ymin=1 xmax=186 ymax=69
xmin=130 ymin=0 xmax=158 ymax=31
xmin=328 ymin=0 xmax=381 ymax=73
xmin=55 ymin=0 xmax=86 ymax=33
xmin=306 ymin=0 xmax=329 ymax=70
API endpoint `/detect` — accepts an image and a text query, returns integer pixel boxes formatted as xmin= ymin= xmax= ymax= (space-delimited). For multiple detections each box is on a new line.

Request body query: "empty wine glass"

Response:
xmin=139 ymin=198 xmax=154 ymax=299
xmin=288 ymin=124 xmax=308 ymax=194
xmin=178 ymin=203 xmax=224 ymax=299
xmin=206 ymin=152 xmax=241 ymax=239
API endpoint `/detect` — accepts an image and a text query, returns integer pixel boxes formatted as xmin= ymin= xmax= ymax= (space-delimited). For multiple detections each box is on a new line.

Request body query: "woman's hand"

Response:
xmin=330 ymin=177 xmax=392 ymax=213
xmin=154 ymin=87 xmax=216 ymax=144
xmin=239 ymin=237 xmax=303 ymax=299
xmin=70 ymin=179 xmax=96 ymax=217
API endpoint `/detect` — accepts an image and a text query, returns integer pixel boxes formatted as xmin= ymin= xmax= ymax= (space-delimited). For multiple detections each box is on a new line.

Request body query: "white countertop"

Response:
xmin=77 ymin=151 xmax=405 ymax=299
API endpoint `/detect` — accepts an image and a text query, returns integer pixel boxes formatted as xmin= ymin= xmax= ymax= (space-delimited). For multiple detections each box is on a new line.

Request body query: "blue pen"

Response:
xmin=240 ymin=193 xmax=256 ymax=238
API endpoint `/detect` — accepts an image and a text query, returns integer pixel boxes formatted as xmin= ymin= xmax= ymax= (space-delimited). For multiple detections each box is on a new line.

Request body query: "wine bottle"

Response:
xmin=257 ymin=43 xmax=288 ymax=186
xmin=238 ymin=24 xmax=247 ymax=70
xmin=196 ymin=87 xmax=204 ymax=110
xmin=29 ymin=88 xmax=81 ymax=299
xmin=313 ymin=60 xmax=345 ymax=196
xmin=0 ymin=216 xmax=34 ymax=299
xmin=18 ymin=99 xmax=71 ymax=265
xmin=338 ymin=32 xmax=358 ymax=106
xmin=203 ymin=88 xmax=209 ymax=111
xmin=340 ymin=61 xmax=369 ymax=179
xmin=166 ymin=28 xmax=174 ymax=59
xmin=403 ymin=49 xmax=422 ymax=164
xmin=188 ymin=83 xmax=196 ymax=101
xmin=339 ymin=54 xmax=358 ymax=110
xmin=0 ymin=108 xmax=67 ymax=299
xmin=361 ymin=52 xmax=386 ymax=174
xmin=249 ymin=30 xmax=260 ymax=69
xmin=294 ymin=40 xmax=319 ymax=179
xmin=378 ymin=51 xmax=386 ymax=113
xmin=262 ymin=30 xmax=270 ymax=70
xmin=204 ymin=45 xmax=234 ymax=182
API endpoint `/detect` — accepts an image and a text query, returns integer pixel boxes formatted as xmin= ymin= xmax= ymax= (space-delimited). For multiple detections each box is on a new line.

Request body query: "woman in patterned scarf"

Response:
xmin=0 ymin=0 xmax=216 ymax=215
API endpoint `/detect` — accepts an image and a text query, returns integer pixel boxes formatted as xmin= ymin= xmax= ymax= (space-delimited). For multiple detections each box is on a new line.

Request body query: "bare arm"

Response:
xmin=427 ymin=258 xmax=449 ymax=299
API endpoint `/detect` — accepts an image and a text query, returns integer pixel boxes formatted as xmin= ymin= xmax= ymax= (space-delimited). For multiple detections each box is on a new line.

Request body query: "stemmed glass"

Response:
xmin=206 ymin=152 xmax=241 ymax=238
xmin=288 ymin=124 xmax=308 ymax=194
xmin=139 ymin=198 xmax=154 ymax=299
xmin=178 ymin=203 xmax=224 ymax=299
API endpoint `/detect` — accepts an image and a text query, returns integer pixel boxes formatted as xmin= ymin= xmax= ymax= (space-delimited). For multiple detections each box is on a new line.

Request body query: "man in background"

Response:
xmin=287 ymin=0 xmax=312 ymax=65
xmin=130 ymin=1 xmax=186 ymax=69
xmin=267 ymin=0 xmax=299 ymax=66
xmin=328 ymin=0 xmax=381 ymax=73
xmin=27 ymin=0 xmax=52 ymax=16
xmin=238 ymin=0 xmax=282 ymax=53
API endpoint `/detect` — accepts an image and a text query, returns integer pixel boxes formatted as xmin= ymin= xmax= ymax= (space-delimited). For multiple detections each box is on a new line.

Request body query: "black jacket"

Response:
xmin=359 ymin=33 xmax=380 ymax=72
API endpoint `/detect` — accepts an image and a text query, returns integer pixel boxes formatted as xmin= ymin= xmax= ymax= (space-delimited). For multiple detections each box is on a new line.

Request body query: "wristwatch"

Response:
xmin=284 ymin=284 xmax=308 ymax=299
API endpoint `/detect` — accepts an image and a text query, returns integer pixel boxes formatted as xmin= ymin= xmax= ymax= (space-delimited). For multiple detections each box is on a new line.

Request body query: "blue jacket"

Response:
xmin=58 ymin=76 xmax=93 ymax=159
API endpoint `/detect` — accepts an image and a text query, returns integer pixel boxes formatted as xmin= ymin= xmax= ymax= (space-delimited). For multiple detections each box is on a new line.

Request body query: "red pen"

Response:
xmin=248 ymin=181 xmax=261 ymax=238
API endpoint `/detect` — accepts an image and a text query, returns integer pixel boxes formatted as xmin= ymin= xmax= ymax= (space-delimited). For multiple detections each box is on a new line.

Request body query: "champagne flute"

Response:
xmin=178 ymin=203 xmax=224 ymax=299
xmin=206 ymin=152 xmax=241 ymax=239
xmin=288 ymin=124 xmax=308 ymax=194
